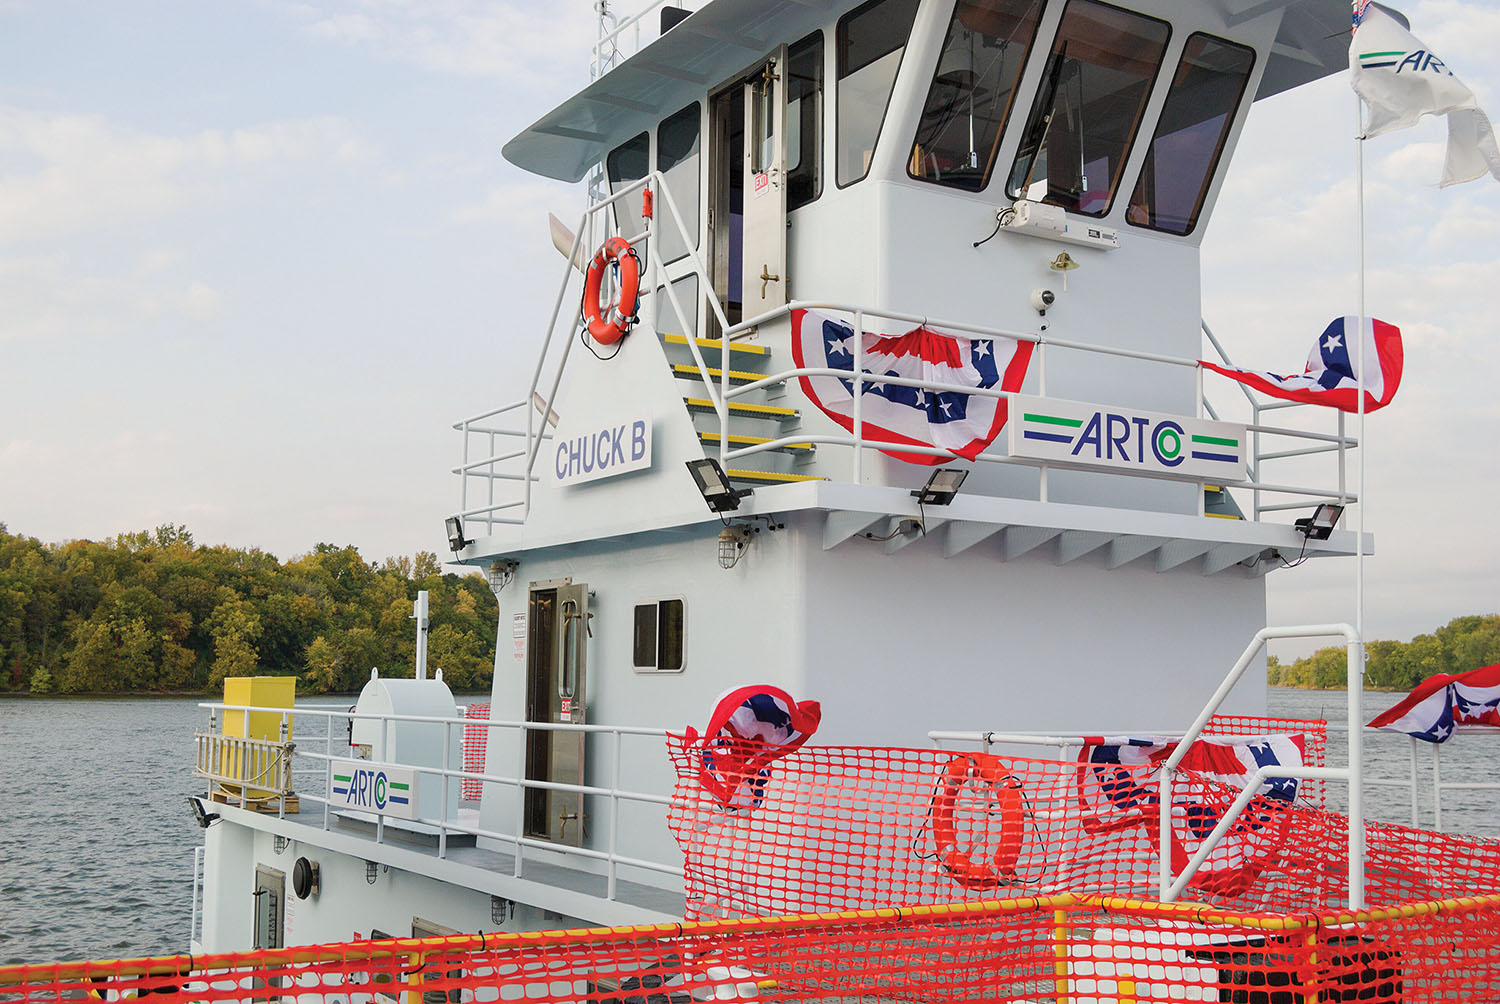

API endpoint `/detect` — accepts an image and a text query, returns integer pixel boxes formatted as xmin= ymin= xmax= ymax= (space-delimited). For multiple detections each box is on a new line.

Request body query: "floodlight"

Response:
xmin=686 ymin=458 xmax=751 ymax=513
xmin=186 ymin=795 xmax=220 ymax=829
xmin=445 ymin=516 xmax=470 ymax=553
xmin=911 ymin=468 xmax=969 ymax=506
xmin=1293 ymin=503 xmax=1344 ymax=541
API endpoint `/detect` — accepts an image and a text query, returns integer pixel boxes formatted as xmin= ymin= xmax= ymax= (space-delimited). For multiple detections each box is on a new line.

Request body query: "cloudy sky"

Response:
xmin=1 ymin=1 xmax=1495 ymax=653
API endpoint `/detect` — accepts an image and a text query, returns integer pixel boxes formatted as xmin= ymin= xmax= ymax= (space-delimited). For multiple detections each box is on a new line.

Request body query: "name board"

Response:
xmin=554 ymin=413 xmax=652 ymax=486
xmin=331 ymin=759 xmax=418 ymax=820
xmin=1008 ymin=395 xmax=1247 ymax=482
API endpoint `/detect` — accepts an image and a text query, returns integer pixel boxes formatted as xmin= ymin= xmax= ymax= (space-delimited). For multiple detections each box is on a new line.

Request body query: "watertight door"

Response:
xmin=524 ymin=581 xmax=589 ymax=847
xmin=742 ymin=47 xmax=788 ymax=320
xmin=252 ymin=865 xmax=284 ymax=951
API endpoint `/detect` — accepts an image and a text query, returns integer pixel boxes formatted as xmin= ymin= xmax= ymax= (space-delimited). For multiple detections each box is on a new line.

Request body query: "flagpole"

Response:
xmin=1349 ymin=9 xmax=1368 ymax=909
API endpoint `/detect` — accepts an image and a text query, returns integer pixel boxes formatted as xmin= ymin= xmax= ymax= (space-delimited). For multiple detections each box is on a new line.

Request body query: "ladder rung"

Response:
xmin=725 ymin=469 xmax=827 ymax=485
xmin=684 ymin=398 xmax=798 ymax=420
xmin=698 ymin=432 xmax=815 ymax=454
xmin=662 ymin=333 xmax=770 ymax=357
xmin=671 ymin=364 xmax=765 ymax=385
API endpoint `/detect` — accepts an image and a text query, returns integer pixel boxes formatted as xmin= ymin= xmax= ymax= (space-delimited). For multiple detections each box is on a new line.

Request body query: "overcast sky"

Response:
xmin=1 ymin=1 xmax=1495 ymax=655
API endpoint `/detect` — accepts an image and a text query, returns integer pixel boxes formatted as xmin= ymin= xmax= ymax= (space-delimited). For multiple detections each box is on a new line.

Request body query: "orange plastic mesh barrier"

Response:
xmin=461 ymin=703 xmax=491 ymax=802
xmin=666 ymin=718 xmax=1500 ymax=919
xmin=5 ymin=894 xmax=1499 ymax=1004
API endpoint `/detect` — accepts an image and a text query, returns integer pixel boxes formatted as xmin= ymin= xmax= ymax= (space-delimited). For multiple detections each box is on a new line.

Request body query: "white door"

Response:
xmin=742 ymin=47 xmax=789 ymax=321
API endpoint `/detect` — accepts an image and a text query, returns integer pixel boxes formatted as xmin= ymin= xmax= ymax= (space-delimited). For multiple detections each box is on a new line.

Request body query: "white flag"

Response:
xmin=1350 ymin=4 xmax=1500 ymax=187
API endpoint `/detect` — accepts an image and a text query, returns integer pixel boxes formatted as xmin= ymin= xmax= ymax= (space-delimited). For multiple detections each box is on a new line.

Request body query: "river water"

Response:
xmin=0 ymin=690 xmax=1494 ymax=966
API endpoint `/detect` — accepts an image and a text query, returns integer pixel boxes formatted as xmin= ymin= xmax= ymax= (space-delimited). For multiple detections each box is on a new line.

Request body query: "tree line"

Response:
xmin=1267 ymin=614 xmax=1500 ymax=690
xmin=0 ymin=523 xmax=498 ymax=695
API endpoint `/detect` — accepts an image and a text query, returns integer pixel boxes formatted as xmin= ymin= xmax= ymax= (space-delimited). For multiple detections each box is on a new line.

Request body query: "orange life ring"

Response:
xmin=583 ymin=236 xmax=641 ymax=346
xmin=929 ymin=754 xmax=1026 ymax=890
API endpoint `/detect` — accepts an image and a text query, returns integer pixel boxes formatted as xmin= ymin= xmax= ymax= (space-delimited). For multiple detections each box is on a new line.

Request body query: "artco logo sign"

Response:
xmin=1008 ymin=395 xmax=1247 ymax=482
xmin=331 ymin=759 xmax=418 ymax=820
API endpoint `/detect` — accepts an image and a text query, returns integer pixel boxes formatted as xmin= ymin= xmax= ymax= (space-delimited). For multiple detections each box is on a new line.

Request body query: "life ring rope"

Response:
xmin=583 ymin=235 xmax=641 ymax=346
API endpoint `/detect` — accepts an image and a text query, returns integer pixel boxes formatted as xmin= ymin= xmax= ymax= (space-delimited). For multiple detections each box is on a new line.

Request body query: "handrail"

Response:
xmin=198 ymin=702 xmax=682 ymax=892
xmin=1158 ymin=624 xmax=1365 ymax=908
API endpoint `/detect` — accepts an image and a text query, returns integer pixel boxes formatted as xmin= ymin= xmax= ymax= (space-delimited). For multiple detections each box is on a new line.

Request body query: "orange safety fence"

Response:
xmin=5 ymin=893 xmax=1499 ymax=1003
xmin=666 ymin=718 xmax=1500 ymax=920
xmin=460 ymin=703 xmax=491 ymax=803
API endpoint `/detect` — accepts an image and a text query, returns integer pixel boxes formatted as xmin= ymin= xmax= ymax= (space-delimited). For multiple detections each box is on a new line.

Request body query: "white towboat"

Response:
xmin=13 ymin=2 xmax=1498 ymax=1002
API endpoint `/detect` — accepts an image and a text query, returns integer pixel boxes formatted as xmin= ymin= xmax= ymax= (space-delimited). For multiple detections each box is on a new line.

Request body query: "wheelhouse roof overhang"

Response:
xmin=502 ymin=0 xmax=1355 ymax=183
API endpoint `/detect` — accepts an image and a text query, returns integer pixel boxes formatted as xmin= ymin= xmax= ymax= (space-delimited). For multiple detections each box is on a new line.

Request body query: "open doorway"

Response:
xmin=708 ymin=83 xmax=745 ymax=331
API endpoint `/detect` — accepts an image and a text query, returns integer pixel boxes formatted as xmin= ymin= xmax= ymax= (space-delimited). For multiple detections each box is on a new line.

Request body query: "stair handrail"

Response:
xmin=521 ymin=170 xmax=731 ymax=514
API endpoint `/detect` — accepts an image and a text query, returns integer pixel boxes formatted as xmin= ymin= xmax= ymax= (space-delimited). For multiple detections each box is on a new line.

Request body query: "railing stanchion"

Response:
xmin=852 ymin=310 xmax=864 ymax=482
xmin=515 ymin=725 xmax=527 ymax=877
xmin=440 ymin=720 xmax=450 ymax=859
xmin=1432 ymin=741 xmax=1443 ymax=831
xmin=1409 ymin=736 xmax=1420 ymax=828
xmin=608 ymin=729 xmax=623 ymax=900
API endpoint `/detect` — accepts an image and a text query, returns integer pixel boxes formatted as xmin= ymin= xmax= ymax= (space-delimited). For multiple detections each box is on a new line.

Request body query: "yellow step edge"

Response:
xmin=671 ymin=364 xmax=766 ymax=384
xmin=662 ymin=333 xmax=770 ymax=357
xmin=1204 ymin=512 xmax=1244 ymax=520
xmin=725 ymin=469 xmax=827 ymax=484
xmin=697 ymin=432 xmax=815 ymax=453
xmin=683 ymin=397 xmax=798 ymax=419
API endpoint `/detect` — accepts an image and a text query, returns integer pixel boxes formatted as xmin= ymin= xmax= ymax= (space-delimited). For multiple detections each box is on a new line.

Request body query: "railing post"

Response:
xmin=1038 ymin=342 xmax=1048 ymax=502
xmin=608 ymin=729 xmax=622 ymax=900
xmin=1252 ymin=402 xmax=1263 ymax=519
xmin=515 ymin=725 xmax=526 ymax=878
xmin=1052 ymin=908 xmax=1071 ymax=1004
xmin=439 ymin=720 xmax=450 ymax=859
xmin=404 ymin=948 xmax=425 ymax=1004
xmin=1337 ymin=411 xmax=1347 ymax=503
xmin=1432 ymin=741 xmax=1444 ymax=831
xmin=852 ymin=310 xmax=864 ymax=483
xmin=279 ymin=712 xmax=290 ymax=819
xmin=1346 ymin=637 xmax=1365 ymax=909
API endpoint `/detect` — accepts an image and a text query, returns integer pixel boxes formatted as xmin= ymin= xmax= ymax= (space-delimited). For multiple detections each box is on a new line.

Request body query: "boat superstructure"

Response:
xmin=37 ymin=0 xmax=1465 ymax=971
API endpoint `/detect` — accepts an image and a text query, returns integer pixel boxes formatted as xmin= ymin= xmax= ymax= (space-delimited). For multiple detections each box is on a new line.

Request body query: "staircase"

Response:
xmin=660 ymin=332 xmax=825 ymax=487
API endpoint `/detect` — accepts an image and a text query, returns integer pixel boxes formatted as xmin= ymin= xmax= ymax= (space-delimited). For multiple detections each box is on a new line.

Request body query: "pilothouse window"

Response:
xmin=837 ymin=0 xmax=920 ymax=186
xmin=1005 ymin=0 xmax=1170 ymax=216
xmin=786 ymin=32 xmax=824 ymax=210
xmin=657 ymin=103 xmax=701 ymax=262
xmin=1127 ymin=33 xmax=1254 ymax=235
xmin=606 ymin=131 xmax=650 ymax=264
xmin=908 ymin=0 xmax=1045 ymax=191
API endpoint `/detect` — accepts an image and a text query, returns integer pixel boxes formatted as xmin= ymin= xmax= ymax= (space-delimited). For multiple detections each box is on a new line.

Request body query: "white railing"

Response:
xmin=452 ymin=172 xmax=1356 ymax=538
xmin=591 ymin=1 xmax=709 ymax=79
xmin=198 ymin=702 xmax=682 ymax=903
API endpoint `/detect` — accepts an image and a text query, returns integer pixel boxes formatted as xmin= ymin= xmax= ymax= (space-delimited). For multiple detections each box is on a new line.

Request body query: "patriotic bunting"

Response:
xmin=1368 ymin=663 xmax=1500 ymax=743
xmin=790 ymin=308 xmax=1034 ymax=465
xmin=1200 ymin=316 xmax=1403 ymax=413
xmin=682 ymin=685 xmax=822 ymax=812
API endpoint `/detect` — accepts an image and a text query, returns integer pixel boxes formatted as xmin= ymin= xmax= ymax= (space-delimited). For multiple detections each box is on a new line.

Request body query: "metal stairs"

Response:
xmin=661 ymin=330 xmax=824 ymax=486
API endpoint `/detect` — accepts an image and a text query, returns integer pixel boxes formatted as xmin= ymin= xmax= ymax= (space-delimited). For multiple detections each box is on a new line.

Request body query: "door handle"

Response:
xmin=760 ymin=267 xmax=781 ymax=298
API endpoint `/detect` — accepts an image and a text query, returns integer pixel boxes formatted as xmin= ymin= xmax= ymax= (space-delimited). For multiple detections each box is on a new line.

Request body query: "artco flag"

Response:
xmin=1351 ymin=4 xmax=1500 ymax=187
xmin=1200 ymin=316 xmax=1403 ymax=413
xmin=1368 ymin=663 xmax=1500 ymax=743
xmin=791 ymin=309 xmax=1034 ymax=465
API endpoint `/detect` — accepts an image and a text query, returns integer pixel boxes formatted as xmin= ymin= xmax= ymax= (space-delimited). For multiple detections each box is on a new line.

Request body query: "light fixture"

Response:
xmin=485 ymin=559 xmax=518 ymax=594
xmin=912 ymin=468 xmax=969 ymax=506
xmin=365 ymin=860 xmax=380 ymax=885
xmin=1293 ymin=503 xmax=1344 ymax=541
xmin=273 ymin=835 xmax=290 ymax=855
xmin=186 ymin=796 xmax=220 ymax=829
xmin=445 ymin=516 xmax=470 ymax=553
xmin=718 ymin=525 xmax=753 ymax=569
xmin=686 ymin=458 xmax=751 ymax=513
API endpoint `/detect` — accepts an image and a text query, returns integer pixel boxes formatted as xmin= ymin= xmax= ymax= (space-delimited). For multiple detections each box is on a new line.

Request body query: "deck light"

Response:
xmin=186 ymin=796 xmax=220 ymax=829
xmin=1294 ymin=503 xmax=1344 ymax=541
xmin=445 ymin=516 xmax=470 ymax=553
xmin=912 ymin=468 xmax=968 ymax=506
xmin=686 ymin=458 xmax=751 ymax=513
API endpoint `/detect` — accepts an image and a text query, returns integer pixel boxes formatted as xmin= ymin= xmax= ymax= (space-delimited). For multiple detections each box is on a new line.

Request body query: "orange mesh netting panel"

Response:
xmin=5 ymin=895 xmax=1499 ymax=1004
xmin=461 ymin=703 xmax=490 ymax=802
xmin=667 ymin=738 xmax=1351 ymax=919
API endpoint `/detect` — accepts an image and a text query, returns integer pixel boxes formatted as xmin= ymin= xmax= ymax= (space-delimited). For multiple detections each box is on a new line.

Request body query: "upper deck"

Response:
xmin=448 ymin=0 xmax=1365 ymax=574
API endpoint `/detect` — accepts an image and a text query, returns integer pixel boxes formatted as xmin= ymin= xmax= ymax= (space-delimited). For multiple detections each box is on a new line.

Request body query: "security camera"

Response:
xmin=1031 ymin=289 xmax=1056 ymax=314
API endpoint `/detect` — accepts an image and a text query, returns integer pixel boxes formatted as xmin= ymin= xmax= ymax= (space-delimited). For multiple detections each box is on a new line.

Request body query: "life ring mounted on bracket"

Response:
xmin=928 ymin=753 xmax=1027 ymax=890
xmin=583 ymin=236 xmax=641 ymax=346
